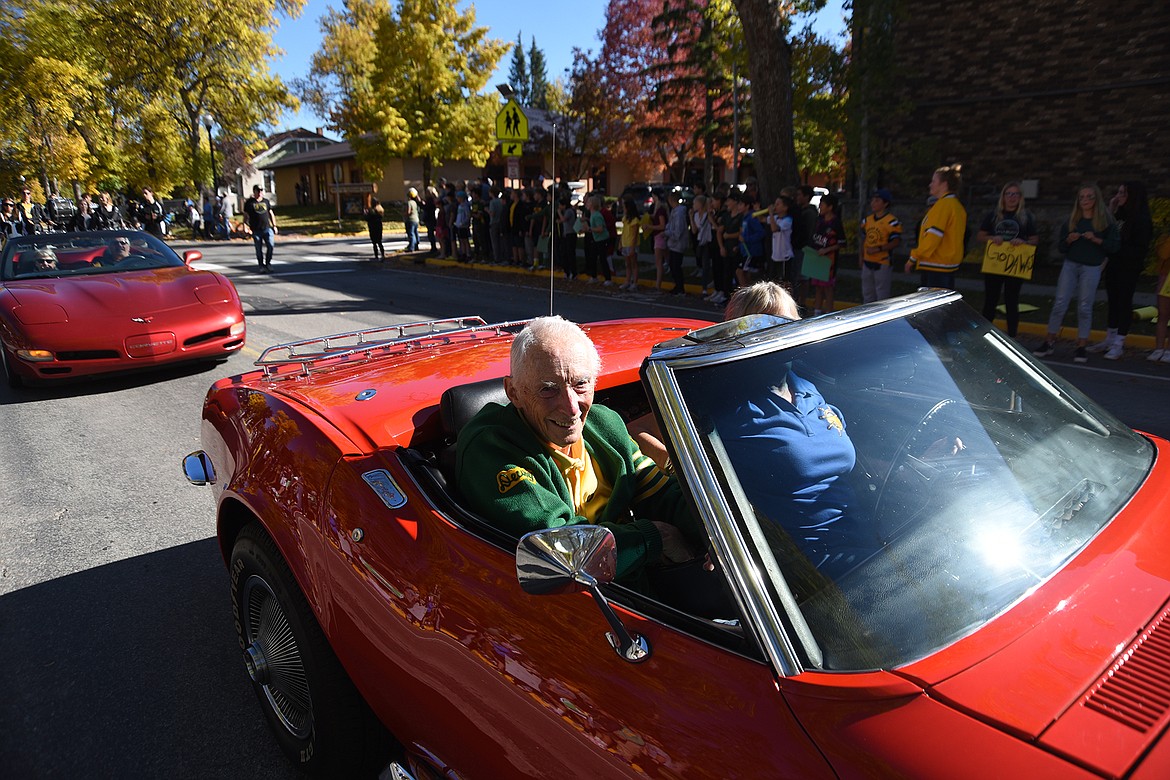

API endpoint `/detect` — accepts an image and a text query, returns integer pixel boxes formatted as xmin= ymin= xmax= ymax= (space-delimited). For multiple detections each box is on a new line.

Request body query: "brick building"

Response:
xmin=865 ymin=0 xmax=1169 ymax=205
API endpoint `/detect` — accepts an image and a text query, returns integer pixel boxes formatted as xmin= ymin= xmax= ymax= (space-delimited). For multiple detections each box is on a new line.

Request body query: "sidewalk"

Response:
xmin=405 ymin=246 xmax=1159 ymax=352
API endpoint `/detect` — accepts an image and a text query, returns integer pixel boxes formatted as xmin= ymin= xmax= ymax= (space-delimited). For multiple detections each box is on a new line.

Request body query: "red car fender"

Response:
xmin=206 ymin=383 xmax=348 ymax=618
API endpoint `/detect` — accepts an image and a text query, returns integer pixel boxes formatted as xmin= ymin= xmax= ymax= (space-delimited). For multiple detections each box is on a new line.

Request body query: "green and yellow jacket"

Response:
xmin=456 ymin=403 xmax=703 ymax=580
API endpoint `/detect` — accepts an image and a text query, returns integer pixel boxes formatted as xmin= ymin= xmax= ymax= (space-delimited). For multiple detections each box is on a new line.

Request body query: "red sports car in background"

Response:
xmin=0 ymin=230 xmax=245 ymax=386
xmin=186 ymin=292 xmax=1170 ymax=779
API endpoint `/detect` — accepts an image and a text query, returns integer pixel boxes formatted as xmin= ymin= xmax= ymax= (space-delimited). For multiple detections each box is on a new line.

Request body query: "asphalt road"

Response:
xmin=1 ymin=235 xmax=1168 ymax=777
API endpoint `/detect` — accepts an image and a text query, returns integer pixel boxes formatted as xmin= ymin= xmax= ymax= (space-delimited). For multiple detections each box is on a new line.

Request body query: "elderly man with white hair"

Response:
xmin=456 ymin=316 xmax=705 ymax=581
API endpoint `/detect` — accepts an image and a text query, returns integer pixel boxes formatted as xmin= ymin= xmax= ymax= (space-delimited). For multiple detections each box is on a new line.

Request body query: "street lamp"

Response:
xmin=203 ymin=114 xmax=217 ymax=196
xmin=496 ymin=83 xmax=515 ymax=99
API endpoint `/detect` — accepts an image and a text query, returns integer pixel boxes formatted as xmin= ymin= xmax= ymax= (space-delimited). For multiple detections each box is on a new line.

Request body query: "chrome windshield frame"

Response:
xmin=643 ymin=290 xmax=978 ymax=675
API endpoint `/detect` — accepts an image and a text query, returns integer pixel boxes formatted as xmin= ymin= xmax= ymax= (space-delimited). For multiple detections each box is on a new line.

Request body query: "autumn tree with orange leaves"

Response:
xmin=565 ymin=0 xmax=835 ymax=199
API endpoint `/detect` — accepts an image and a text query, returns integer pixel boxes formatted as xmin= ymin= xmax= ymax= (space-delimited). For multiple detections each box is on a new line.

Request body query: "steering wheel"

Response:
xmin=873 ymin=399 xmax=964 ymax=529
xmin=115 ymin=254 xmax=152 ymax=269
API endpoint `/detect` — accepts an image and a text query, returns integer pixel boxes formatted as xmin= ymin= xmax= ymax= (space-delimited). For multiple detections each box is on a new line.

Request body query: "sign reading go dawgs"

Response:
xmin=981 ymin=242 xmax=1036 ymax=280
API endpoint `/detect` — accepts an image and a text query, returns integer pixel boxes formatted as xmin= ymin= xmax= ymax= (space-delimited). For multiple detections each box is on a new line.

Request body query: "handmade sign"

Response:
xmin=802 ymin=246 xmax=831 ymax=281
xmin=981 ymin=242 xmax=1035 ymax=280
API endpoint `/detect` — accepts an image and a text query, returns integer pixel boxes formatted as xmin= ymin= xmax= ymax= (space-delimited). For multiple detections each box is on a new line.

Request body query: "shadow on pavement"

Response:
xmin=0 ymin=538 xmax=296 ymax=778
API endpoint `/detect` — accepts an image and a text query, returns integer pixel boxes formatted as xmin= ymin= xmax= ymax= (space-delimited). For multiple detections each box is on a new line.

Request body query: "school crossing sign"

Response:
xmin=495 ymin=99 xmax=529 ymax=146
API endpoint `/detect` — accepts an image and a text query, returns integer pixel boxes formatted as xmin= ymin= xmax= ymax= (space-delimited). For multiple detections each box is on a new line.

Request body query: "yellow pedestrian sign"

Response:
xmin=496 ymin=99 xmax=529 ymax=142
xmin=501 ymin=141 xmax=522 ymax=156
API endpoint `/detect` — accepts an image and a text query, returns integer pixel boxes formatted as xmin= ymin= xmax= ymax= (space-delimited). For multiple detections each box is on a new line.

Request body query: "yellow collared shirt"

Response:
xmin=550 ymin=440 xmax=613 ymax=521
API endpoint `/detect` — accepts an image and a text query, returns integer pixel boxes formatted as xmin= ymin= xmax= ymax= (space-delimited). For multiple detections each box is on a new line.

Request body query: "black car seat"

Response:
xmin=437 ymin=377 xmax=508 ymax=479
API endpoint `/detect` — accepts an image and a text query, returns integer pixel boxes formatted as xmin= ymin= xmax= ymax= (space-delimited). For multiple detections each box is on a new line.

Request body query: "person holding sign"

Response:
xmin=809 ymin=194 xmax=844 ymax=316
xmin=1033 ymin=184 xmax=1120 ymax=363
xmin=905 ymin=165 xmax=967 ymax=289
xmin=978 ymin=182 xmax=1038 ymax=338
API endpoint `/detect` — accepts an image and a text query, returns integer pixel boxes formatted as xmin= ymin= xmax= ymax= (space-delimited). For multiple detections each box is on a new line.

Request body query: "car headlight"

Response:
xmin=16 ymin=349 xmax=54 ymax=362
xmin=195 ymin=285 xmax=231 ymax=305
xmin=230 ymin=321 xmax=245 ymax=337
xmin=13 ymin=303 xmax=68 ymax=325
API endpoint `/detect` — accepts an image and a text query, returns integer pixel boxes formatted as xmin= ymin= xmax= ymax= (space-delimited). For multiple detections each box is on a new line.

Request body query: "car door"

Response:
xmin=322 ymin=453 xmax=834 ymax=780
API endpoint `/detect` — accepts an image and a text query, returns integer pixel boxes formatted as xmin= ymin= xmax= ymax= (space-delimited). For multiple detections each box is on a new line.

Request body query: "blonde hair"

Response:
xmin=934 ymin=163 xmax=962 ymax=194
xmin=724 ymin=281 xmax=801 ymax=321
xmin=995 ymin=181 xmax=1027 ymax=222
xmin=1068 ymin=183 xmax=1113 ymax=233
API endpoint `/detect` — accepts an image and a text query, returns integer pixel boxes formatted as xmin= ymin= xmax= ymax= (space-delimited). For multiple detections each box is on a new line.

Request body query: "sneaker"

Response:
xmin=710 ymin=291 xmax=727 ymax=306
xmin=1104 ymin=342 xmax=1124 ymax=360
xmin=1032 ymin=341 xmax=1056 ymax=357
xmin=1073 ymin=346 xmax=1088 ymax=363
xmin=1086 ymin=339 xmax=1112 ymax=353
xmin=586 ymin=277 xmax=598 ymax=284
xmin=1147 ymin=349 xmax=1166 ymax=362
xmin=602 ymin=280 xmax=615 ymax=287
xmin=1161 ymin=351 xmax=1170 ymax=364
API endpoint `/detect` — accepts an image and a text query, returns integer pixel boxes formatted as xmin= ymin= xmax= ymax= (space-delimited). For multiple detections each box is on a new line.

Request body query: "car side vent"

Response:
xmin=1083 ymin=605 xmax=1170 ymax=732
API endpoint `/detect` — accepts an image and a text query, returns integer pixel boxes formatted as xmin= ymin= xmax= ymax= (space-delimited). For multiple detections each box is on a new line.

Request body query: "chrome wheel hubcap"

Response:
xmin=241 ymin=574 xmax=312 ymax=739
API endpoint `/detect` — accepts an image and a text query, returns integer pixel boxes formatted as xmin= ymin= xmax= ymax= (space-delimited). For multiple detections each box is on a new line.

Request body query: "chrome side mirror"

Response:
xmin=182 ymin=450 xmax=216 ymax=486
xmin=182 ymin=249 xmax=203 ymax=265
xmin=517 ymin=526 xmax=650 ymax=663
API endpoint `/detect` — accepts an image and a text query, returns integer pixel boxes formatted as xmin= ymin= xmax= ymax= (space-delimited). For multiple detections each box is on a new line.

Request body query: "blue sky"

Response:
xmin=270 ymin=0 xmax=849 ymax=133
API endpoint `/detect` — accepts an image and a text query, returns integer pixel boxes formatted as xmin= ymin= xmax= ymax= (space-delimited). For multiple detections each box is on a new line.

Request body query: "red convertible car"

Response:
xmin=186 ymin=291 xmax=1170 ymax=779
xmin=0 ymin=230 xmax=245 ymax=386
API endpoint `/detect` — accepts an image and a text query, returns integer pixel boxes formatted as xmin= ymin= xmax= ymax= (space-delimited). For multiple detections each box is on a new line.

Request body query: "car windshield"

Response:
xmin=0 ymin=230 xmax=183 ymax=281
xmin=668 ymin=299 xmax=1153 ymax=671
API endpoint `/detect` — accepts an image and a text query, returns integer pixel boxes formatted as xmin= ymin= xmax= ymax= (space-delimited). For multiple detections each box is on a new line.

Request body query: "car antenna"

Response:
xmin=548 ymin=123 xmax=556 ymax=316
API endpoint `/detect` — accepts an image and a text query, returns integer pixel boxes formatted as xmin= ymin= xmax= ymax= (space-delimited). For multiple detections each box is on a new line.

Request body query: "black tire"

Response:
xmin=230 ymin=523 xmax=390 ymax=776
xmin=1 ymin=347 xmax=24 ymax=389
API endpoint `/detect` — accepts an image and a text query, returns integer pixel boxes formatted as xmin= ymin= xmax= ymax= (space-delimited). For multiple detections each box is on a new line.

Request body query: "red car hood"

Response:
xmin=900 ymin=436 xmax=1170 ymax=777
xmin=4 ymin=267 xmax=226 ymax=321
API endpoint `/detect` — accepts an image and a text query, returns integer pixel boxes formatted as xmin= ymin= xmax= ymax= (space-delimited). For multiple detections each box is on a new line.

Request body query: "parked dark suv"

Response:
xmin=617 ymin=182 xmax=693 ymax=218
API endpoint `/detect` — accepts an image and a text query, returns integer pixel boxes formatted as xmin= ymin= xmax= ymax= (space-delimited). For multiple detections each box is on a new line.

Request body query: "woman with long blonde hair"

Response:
xmin=1033 ymin=184 xmax=1120 ymax=363
xmin=977 ymin=181 xmax=1038 ymax=338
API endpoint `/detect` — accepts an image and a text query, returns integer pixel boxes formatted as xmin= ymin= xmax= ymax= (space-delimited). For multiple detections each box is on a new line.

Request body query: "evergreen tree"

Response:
xmin=528 ymin=37 xmax=549 ymax=110
xmin=507 ymin=33 xmax=530 ymax=104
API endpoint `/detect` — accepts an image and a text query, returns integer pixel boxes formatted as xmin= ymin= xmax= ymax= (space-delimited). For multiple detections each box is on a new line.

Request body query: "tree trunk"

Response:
xmin=731 ymin=0 xmax=798 ymax=202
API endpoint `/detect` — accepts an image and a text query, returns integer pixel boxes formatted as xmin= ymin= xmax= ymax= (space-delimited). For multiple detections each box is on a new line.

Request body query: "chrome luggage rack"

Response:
xmin=254 ymin=316 xmax=529 ymax=379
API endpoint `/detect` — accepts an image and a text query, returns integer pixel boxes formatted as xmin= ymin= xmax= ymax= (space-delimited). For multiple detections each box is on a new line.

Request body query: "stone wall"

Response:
xmin=879 ymin=0 xmax=1170 ymax=201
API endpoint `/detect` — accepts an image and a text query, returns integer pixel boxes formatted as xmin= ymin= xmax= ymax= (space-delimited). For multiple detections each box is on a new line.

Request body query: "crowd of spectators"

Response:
xmin=398 ymin=171 xmax=1164 ymax=363
xmin=0 ymin=185 xmax=243 ymax=243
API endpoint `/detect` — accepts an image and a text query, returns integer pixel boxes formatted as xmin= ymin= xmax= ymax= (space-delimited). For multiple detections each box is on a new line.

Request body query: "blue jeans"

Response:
xmin=253 ymin=227 xmax=274 ymax=266
xmin=1047 ymin=260 xmax=1103 ymax=340
xmin=406 ymin=221 xmax=419 ymax=251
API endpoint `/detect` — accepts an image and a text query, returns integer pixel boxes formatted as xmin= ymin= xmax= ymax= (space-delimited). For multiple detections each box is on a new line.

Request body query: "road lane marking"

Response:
xmin=1043 ymin=361 xmax=1170 ymax=382
xmin=268 ymin=268 xmax=358 ymax=277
